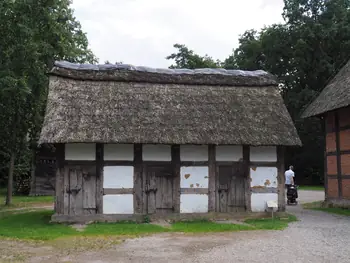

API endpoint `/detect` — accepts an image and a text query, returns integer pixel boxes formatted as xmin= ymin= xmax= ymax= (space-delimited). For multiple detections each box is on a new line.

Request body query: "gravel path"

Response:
xmin=67 ymin=209 xmax=350 ymax=263
xmin=54 ymin=189 xmax=350 ymax=263
xmin=10 ymin=190 xmax=350 ymax=263
xmin=296 ymin=189 xmax=325 ymax=204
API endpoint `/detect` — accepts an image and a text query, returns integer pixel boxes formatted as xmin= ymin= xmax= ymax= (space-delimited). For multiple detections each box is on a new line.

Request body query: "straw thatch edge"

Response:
xmin=50 ymin=61 xmax=279 ymax=87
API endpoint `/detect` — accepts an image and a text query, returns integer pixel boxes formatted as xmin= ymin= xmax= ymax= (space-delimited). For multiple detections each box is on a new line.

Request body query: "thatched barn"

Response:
xmin=302 ymin=60 xmax=350 ymax=207
xmin=30 ymin=144 xmax=56 ymax=196
xmin=39 ymin=61 xmax=301 ymax=222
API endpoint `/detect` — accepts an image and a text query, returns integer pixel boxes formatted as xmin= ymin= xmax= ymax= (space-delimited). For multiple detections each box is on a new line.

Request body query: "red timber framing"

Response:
xmin=325 ymin=106 xmax=350 ymax=204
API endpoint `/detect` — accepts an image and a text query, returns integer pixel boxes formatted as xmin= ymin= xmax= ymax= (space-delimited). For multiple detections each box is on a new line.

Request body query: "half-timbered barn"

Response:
xmin=303 ymin=60 xmax=350 ymax=207
xmin=29 ymin=144 xmax=56 ymax=196
xmin=39 ymin=61 xmax=301 ymax=222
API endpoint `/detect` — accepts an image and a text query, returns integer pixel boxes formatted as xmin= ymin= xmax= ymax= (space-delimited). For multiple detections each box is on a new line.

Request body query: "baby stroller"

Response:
xmin=287 ymin=185 xmax=298 ymax=205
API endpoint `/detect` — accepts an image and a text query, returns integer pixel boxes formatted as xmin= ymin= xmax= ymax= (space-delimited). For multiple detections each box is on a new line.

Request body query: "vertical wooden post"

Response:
xmin=172 ymin=145 xmax=181 ymax=213
xmin=55 ymin=143 xmax=65 ymax=215
xmin=134 ymin=144 xmax=143 ymax=214
xmin=243 ymin=145 xmax=251 ymax=212
xmin=142 ymin=163 xmax=148 ymax=214
xmin=277 ymin=146 xmax=285 ymax=212
xmin=95 ymin=143 xmax=104 ymax=214
xmin=215 ymin=165 xmax=220 ymax=212
xmin=208 ymin=145 xmax=216 ymax=212
xmin=147 ymin=172 xmax=156 ymax=214
xmin=335 ymin=111 xmax=343 ymax=199
xmin=323 ymin=115 xmax=328 ymax=201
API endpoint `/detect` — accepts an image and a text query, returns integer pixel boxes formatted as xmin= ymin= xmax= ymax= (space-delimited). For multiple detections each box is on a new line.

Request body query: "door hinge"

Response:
xmin=145 ymin=185 xmax=157 ymax=193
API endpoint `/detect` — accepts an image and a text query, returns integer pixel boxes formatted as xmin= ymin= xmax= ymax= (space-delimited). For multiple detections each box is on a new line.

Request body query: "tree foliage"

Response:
xmin=0 ymin=0 xmax=96 ymax=201
xmin=166 ymin=0 xmax=350 ymax=185
xmin=166 ymin=44 xmax=222 ymax=69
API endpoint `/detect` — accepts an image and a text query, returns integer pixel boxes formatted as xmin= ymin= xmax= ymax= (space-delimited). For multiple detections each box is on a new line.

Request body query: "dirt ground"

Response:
xmin=4 ymin=190 xmax=346 ymax=263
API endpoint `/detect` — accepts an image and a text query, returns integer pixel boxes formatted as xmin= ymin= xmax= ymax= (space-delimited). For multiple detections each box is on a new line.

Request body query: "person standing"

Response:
xmin=285 ymin=165 xmax=295 ymax=189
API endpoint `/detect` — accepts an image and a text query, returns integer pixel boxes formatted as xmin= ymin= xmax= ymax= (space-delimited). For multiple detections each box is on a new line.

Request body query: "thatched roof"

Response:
xmin=302 ymin=60 xmax=350 ymax=118
xmin=51 ymin=61 xmax=279 ymax=86
xmin=39 ymin=61 xmax=301 ymax=146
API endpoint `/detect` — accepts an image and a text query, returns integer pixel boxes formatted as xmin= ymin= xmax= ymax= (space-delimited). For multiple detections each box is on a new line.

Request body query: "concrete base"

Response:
xmin=324 ymin=198 xmax=350 ymax=208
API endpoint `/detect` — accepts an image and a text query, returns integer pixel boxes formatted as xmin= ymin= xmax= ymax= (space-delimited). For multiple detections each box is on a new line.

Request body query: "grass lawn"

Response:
xmin=85 ymin=221 xmax=168 ymax=236
xmin=298 ymin=185 xmax=324 ymax=191
xmin=245 ymin=214 xmax=297 ymax=230
xmin=0 ymin=210 xmax=76 ymax=240
xmin=170 ymin=220 xmax=253 ymax=232
xmin=303 ymin=201 xmax=350 ymax=216
xmin=0 ymin=189 xmax=54 ymax=211
xmin=0 ymin=210 xmax=297 ymax=241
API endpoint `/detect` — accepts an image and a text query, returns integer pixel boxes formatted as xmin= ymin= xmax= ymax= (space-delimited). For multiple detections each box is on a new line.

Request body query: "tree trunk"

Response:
xmin=6 ymin=152 xmax=15 ymax=205
xmin=29 ymin=148 xmax=37 ymax=196
xmin=6 ymin=102 xmax=19 ymax=205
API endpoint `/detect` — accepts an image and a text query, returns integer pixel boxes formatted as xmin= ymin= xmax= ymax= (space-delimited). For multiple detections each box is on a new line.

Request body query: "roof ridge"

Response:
xmin=54 ymin=60 xmax=273 ymax=77
xmin=50 ymin=61 xmax=279 ymax=87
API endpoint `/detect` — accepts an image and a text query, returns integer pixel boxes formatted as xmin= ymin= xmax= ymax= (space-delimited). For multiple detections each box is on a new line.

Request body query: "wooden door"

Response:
xmin=146 ymin=165 xmax=174 ymax=214
xmin=64 ymin=165 xmax=97 ymax=215
xmin=217 ymin=163 xmax=246 ymax=212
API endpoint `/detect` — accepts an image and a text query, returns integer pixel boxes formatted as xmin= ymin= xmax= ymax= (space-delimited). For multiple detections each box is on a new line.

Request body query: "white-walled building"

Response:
xmin=39 ymin=61 xmax=301 ymax=222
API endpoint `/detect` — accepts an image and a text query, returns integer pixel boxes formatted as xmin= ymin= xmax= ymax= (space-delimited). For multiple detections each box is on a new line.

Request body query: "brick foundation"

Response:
xmin=341 ymin=179 xmax=350 ymax=199
xmin=327 ymin=156 xmax=338 ymax=175
xmin=327 ymin=178 xmax=339 ymax=198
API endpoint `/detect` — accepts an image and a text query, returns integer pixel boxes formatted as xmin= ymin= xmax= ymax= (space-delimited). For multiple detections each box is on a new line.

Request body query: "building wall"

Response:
xmin=249 ymin=146 xmax=278 ymax=212
xmin=101 ymin=144 xmax=134 ymax=214
xmin=325 ymin=106 xmax=350 ymax=203
xmin=55 ymin=143 xmax=285 ymax=219
xmin=180 ymin=165 xmax=209 ymax=213
xmin=180 ymin=145 xmax=209 ymax=213
xmin=103 ymin=166 xmax=134 ymax=214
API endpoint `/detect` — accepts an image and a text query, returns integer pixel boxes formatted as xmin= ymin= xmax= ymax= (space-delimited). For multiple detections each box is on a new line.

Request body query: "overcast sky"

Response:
xmin=71 ymin=0 xmax=285 ymax=68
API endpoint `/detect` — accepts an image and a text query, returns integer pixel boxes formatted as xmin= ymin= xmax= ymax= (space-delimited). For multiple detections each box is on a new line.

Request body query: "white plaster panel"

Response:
xmin=103 ymin=166 xmax=134 ymax=188
xmin=65 ymin=143 xmax=95 ymax=160
xmin=104 ymin=144 xmax=134 ymax=161
xmin=180 ymin=194 xmax=208 ymax=213
xmin=251 ymin=193 xmax=278 ymax=212
xmin=180 ymin=145 xmax=208 ymax=161
xmin=250 ymin=167 xmax=278 ymax=188
xmin=103 ymin=194 xmax=134 ymax=214
xmin=216 ymin=145 xmax=243 ymax=161
xmin=180 ymin=166 xmax=209 ymax=188
xmin=142 ymin=144 xmax=171 ymax=161
xmin=250 ymin=146 xmax=277 ymax=162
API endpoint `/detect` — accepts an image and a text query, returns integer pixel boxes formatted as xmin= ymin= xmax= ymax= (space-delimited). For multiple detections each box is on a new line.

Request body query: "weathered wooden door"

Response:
xmin=146 ymin=165 xmax=174 ymax=214
xmin=64 ymin=166 xmax=97 ymax=215
xmin=217 ymin=163 xmax=246 ymax=212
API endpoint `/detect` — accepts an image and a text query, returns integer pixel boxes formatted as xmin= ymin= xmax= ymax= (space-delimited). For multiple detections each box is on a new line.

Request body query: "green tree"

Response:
xmin=226 ymin=0 xmax=350 ymax=184
xmin=166 ymin=44 xmax=222 ymax=69
xmin=105 ymin=61 xmax=123 ymax=65
xmin=0 ymin=0 xmax=96 ymax=204
xmin=166 ymin=0 xmax=350 ymax=184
